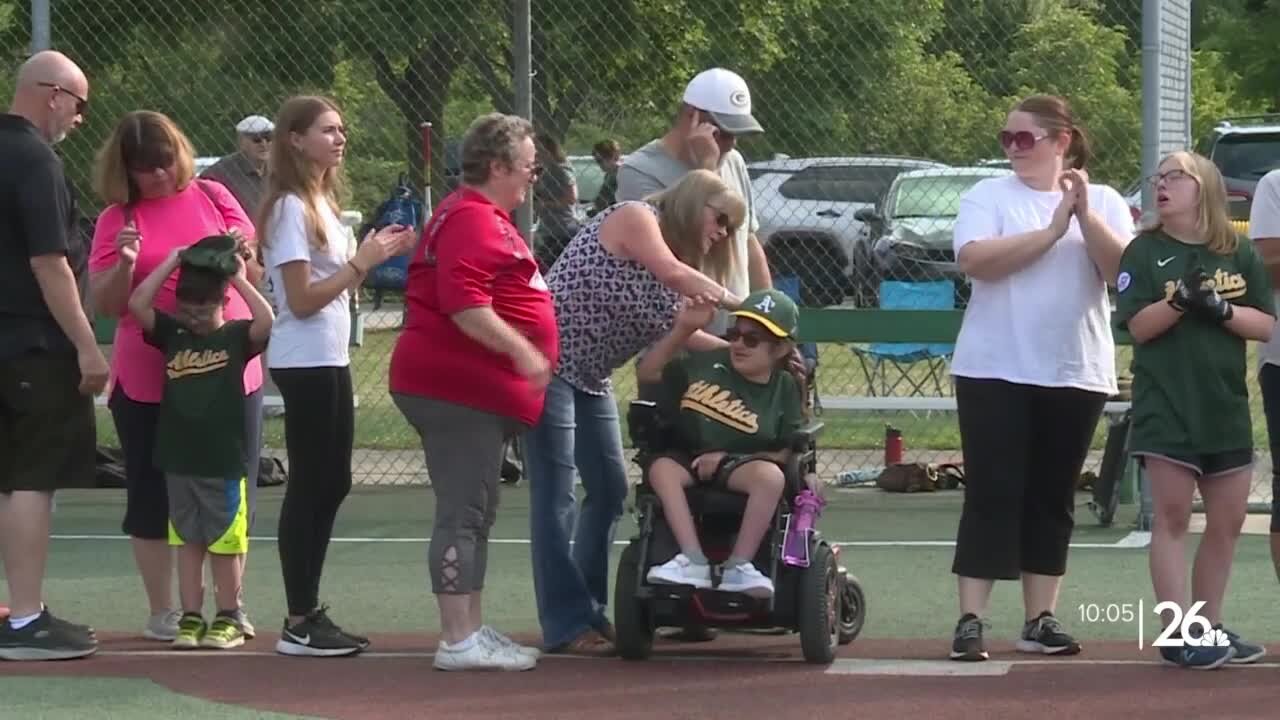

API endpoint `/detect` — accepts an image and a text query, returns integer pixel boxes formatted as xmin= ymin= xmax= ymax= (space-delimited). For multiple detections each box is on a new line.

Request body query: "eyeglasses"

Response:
xmin=1145 ymin=168 xmax=1195 ymax=187
xmin=38 ymin=82 xmax=87 ymax=115
xmin=998 ymin=130 xmax=1048 ymax=152
xmin=724 ymin=327 xmax=773 ymax=349
xmin=245 ymin=132 xmax=272 ymax=144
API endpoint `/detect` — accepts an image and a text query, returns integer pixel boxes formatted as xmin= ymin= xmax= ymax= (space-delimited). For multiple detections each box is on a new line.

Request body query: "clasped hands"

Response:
xmin=1168 ymin=265 xmax=1233 ymax=324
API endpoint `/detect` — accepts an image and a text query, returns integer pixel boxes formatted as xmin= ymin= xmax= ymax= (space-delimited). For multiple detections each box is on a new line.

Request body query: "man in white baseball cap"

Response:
xmin=618 ymin=67 xmax=770 ymax=298
xmin=616 ymin=67 xmax=770 ymax=645
xmin=201 ymin=114 xmax=274 ymax=219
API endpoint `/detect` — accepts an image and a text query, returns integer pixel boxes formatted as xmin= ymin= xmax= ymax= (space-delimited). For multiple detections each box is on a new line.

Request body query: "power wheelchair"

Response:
xmin=612 ymin=399 xmax=867 ymax=664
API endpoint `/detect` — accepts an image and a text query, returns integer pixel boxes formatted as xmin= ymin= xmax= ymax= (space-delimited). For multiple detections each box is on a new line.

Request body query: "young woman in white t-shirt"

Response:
xmin=255 ymin=95 xmax=413 ymax=658
xmin=947 ymin=95 xmax=1135 ymax=663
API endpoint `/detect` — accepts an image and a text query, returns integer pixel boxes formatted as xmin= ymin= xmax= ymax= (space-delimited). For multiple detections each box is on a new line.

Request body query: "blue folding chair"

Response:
xmin=850 ymin=279 xmax=955 ymax=397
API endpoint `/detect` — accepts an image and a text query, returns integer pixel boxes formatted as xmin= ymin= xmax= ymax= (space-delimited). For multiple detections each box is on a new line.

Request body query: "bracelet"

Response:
xmin=348 ymin=260 xmax=367 ymax=276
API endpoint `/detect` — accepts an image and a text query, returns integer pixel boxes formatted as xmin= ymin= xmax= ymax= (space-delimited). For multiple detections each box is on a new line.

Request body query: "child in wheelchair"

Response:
xmin=634 ymin=289 xmax=805 ymax=599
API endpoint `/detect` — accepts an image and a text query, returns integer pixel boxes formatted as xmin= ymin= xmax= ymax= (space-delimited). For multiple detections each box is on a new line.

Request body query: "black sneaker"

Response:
xmin=1016 ymin=611 xmax=1081 ymax=655
xmin=950 ymin=613 xmax=989 ymax=661
xmin=0 ymin=609 xmax=97 ymax=661
xmin=275 ymin=606 xmax=365 ymax=657
xmin=309 ymin=605 xmax=369 ymax=649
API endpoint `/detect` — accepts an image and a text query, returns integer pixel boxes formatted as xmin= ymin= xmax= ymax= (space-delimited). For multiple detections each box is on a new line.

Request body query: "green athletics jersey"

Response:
xmin=659 ymin=348 xmax=804 ymax=456
xmin=144 ymin=313 xmax=256 ymax=478
xmin=1113 ymin=230 xmax=1275 ymax=454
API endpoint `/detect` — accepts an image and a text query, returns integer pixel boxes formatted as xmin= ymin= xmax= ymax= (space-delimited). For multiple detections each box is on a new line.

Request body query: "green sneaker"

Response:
xmin=201 ymin=615 xmax=246 ymax=650
xmin=172 ymin=613 xmax=207 ymax=649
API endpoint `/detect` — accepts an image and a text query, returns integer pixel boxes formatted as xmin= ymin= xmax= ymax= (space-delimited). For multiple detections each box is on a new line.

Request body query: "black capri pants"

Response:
xmin=110 ymin=383 xmax=264 ymax=540
xmin=1257 ymin=363 xmax=1280 ymax=532
xmin=951 ymin=377 xmax=1107 ymax=580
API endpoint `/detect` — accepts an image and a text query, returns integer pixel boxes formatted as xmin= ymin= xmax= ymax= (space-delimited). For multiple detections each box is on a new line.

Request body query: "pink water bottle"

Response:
xmin=783 ymin=489 xmax=825 ymax=567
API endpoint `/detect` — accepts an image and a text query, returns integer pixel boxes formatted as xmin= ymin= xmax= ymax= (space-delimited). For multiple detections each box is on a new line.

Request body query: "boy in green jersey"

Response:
xmin=636 ymin=289 xmax=806 ymax=599
xmin=127 ymin=235 xmax=274 ymax=650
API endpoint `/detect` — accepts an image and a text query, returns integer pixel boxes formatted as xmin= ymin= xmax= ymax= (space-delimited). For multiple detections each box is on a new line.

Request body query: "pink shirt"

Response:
xmin=90 ymin=180 xmax=264 ymax=404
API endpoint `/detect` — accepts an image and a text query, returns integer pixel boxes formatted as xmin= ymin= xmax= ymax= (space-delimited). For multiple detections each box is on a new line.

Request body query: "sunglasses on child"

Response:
xmin=998 ymin=130 xmax=1048 ymax=152
xmin=724 ymin=327 xmax=774 ymax=349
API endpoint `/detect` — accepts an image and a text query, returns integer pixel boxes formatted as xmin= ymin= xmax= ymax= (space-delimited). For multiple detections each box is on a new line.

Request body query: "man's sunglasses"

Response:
xmin=998 ymin=130 xmax=1048 ymax=152
xmin=245 ymin=132 xmax=272 ymax=144
xmin=724 ymin=327 xmax=773 ymax=349
xmin=38 ymin=82 xmax=87 ymax=115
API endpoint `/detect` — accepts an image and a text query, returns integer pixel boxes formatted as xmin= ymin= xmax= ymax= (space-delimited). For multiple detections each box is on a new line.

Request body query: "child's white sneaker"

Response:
xmin=646 ymin=553 xmax=712 ymax=589
xmin=719 ymin=562 xmax=774 ymax=598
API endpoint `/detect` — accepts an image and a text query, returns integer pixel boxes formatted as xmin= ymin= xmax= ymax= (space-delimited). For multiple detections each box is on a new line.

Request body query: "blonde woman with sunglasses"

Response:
xmin=523 ymin=169 xmax=745 ymax=657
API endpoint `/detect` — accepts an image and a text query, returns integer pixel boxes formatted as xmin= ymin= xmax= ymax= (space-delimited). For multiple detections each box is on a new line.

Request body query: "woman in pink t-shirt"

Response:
xmin=88 ymin=111 xmax=264 ymax=643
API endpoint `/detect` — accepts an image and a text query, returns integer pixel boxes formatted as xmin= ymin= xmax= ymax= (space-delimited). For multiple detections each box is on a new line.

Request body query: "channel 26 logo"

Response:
xmin=1152 ymin=601 xmax=1231 ymax=647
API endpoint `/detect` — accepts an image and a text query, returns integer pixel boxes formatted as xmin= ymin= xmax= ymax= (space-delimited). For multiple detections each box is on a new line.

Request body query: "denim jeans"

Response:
xmin=523 ymin=375 xmax=629 ymax=649
xmin=1258 ymin=363 xmax=1280 ymax=531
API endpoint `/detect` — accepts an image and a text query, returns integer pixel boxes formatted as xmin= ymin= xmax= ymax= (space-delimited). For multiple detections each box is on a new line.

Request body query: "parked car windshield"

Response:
xmin=778 ymin=165 xmax=906 ymax=204
xmin=1213 ymin=133 xmax=1280 ymax=180
xmin=889 ymin=175 xmax=988 ymax=218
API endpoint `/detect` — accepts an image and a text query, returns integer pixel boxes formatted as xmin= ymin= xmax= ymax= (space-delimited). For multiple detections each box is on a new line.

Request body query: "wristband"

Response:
xmin=348 ymin=260 xmax=367 ymax=276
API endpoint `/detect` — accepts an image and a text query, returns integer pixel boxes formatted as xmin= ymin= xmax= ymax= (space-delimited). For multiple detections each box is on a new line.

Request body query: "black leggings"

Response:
xmin=272 ymin=366 xmax=354 ymax=616
xmin=951 ymin=377 xmax=1106 ymax=580
xmin=1258 ymin=363 xmax=1280 ymax=532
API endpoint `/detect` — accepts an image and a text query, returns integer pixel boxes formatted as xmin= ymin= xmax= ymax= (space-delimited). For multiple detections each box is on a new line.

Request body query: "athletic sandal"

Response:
xmin=548 ymin=629 xmax=615 ymax=657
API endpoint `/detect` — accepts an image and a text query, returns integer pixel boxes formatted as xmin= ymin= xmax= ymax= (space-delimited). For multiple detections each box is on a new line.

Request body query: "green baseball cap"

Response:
xmin=730 ymin=289 xmax=798 ymax=339
xmin=180 ymin=234 xmax=240 ymax=276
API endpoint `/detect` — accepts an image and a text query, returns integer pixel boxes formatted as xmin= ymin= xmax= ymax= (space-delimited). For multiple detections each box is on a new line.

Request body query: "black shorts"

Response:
xmin=1133 ymin=449 xmax=1255 ymax=477
xmin=0 ymin=349 xmax=96 ymax=493
xmin=644 ymin=451 xmax=782 ymax=488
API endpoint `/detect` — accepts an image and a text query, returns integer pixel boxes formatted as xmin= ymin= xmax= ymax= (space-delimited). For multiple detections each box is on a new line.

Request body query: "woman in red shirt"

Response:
xmin=388 ymin=113 xmax=556 ymax=672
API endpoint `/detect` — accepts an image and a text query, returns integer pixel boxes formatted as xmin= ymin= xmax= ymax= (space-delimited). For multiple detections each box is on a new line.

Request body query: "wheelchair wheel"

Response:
xmin=837 ymin=572 xmax=866 ymax=645
xmin=614 ymin=540 xmax=654 ymax=660
xmin=798 ymin=542 xmax=839 ymax=664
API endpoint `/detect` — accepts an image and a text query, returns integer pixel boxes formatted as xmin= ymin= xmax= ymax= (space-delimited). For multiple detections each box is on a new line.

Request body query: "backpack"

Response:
xmin=363 ymin=175 xmax=424 ymax=291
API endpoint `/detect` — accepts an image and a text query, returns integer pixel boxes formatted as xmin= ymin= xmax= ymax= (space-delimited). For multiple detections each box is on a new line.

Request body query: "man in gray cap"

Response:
xmin=201 ymin=114 xmax=273 ymax=220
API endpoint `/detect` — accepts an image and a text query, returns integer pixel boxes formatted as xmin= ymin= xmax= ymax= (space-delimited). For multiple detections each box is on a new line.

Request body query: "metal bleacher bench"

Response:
xmin=817 ymin=395 xmax=1132 ymax=419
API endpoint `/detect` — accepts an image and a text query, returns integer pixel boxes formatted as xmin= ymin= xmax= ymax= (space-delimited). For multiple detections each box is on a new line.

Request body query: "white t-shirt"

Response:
xmin=1249 ymin=169 xmax=1280 ymax=368
xmin=949 ymin=174 xmax=1136 ymax=395
xmin=262 ymin=193 xmax=352 ymax=369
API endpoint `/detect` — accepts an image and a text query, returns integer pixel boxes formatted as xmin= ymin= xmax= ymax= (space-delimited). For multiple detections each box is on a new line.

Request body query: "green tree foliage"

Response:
xmin=0 ymin=0 xmax=1266 ymax=220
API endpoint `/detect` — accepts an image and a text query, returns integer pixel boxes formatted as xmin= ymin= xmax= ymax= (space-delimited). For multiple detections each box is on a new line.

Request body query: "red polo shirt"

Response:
xmin=389 ymin=188 xmax=559 ymax=427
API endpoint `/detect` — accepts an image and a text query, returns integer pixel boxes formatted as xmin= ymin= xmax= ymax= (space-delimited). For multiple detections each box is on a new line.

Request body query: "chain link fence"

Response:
xmin=7 ymin=1 xmax=1272 ymax=509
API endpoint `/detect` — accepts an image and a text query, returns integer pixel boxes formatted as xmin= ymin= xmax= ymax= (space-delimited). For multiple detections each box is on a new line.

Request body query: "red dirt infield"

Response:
xmin=5 ymin=632 xmax=1278 ymax=719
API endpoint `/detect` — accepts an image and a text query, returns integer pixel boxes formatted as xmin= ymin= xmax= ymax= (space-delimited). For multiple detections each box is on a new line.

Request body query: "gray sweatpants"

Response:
xmin=392 ymin=393 xmax=519 ymax=594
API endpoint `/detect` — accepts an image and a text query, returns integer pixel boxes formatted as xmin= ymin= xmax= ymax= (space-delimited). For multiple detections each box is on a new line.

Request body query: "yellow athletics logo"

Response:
xmin=1163 ymin=267 xmax=1248 ymax=302
xmin=166 ymin=348 xmax=231 ymax=379
xmin=681 ymin=380 xmax=759 ymax=434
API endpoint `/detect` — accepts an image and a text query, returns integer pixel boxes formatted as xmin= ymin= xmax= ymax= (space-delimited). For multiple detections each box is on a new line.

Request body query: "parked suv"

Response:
xmin=1195 ymin=115 xmax=1280 ymax=220
xmin=749 ymin=155 xmax=948 ymax=307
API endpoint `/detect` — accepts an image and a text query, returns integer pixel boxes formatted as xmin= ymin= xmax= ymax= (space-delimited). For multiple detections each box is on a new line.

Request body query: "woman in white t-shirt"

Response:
xmin=946 ymin=95 xmax=1135 ymax=663
xmin=255 ymin=95 xmax=414 ymax=658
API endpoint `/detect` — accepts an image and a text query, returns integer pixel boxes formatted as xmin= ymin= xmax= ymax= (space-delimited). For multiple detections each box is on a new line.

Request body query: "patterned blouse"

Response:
xmin=545 ymin=201 xmax=681 ymax=395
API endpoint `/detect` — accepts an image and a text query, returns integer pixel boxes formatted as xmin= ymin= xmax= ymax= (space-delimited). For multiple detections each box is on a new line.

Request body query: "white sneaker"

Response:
xmin=646 ymin=554 xmax=712 ymax=589
xmin=719 ymin=562 xmax=774 ymax=598
xmin=143 ymin=609 xmax=182 ymax=641
xmin=480 ymin=625 xmax=542 ymax=659
xmin=433 ymin=634 xmax=536 ymax=671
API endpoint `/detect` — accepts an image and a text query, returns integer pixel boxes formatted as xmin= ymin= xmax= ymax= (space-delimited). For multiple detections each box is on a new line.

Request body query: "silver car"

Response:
xmin=851 ymin=167 xmax=1014 ymax=308
xmin=749 ymin=155 xmax=948 ymax=307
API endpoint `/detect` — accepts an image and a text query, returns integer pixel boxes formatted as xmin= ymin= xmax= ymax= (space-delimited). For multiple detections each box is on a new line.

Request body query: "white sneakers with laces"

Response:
xmin=433 ymin=625 xmax=538 ymax=671
xmin=646 ymin=553 xmax=774 ymax=598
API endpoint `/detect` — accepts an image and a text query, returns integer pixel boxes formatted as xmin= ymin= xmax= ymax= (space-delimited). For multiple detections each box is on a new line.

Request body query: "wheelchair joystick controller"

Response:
xmin=783 ymin=489 xmax=825 ymax=567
